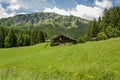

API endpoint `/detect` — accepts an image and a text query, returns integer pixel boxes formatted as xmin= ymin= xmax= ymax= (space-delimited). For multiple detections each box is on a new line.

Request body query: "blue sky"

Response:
xmin=0 ymin=0 xmax=120 ymax=20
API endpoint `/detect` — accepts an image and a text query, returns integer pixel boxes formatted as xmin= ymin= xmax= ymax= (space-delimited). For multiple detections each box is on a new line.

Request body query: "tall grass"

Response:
xmin=0 ymin=38 xmax=120 ymax=80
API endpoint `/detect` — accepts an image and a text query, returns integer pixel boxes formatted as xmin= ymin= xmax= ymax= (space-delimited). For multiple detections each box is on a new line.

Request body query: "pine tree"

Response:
xmin=30 ymin=29 xmax=45 ymax=45
xmin=87 ymin=19 xmax=99 ymax=38
xmin=17 ymin=33 xmax=23 ymax=46
xmin=30 ymin=30 xmax=37 ymax=45
xmin=4 ymin=36 xmax=10 ymax=48
xmin=6 ymin=29 xmax=17 ymax=47
xmin=102 ymin=9 xmax=110 ymax=30
xmin=38 ymin=31 xmax=45 ymax=43
xmin=23 ymin=34 xmax=30 ymax=46
xmin=0 ymin=27 xmax=5 ymax=48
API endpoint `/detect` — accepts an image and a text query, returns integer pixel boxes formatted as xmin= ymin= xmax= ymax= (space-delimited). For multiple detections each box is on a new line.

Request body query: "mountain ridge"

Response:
xmin=0 ymin=12 xmax=89 ymax=38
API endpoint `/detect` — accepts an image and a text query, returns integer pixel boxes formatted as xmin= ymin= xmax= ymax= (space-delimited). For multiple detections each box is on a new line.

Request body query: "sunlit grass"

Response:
xmin=0 ymin=38 xmax=120 ymax=80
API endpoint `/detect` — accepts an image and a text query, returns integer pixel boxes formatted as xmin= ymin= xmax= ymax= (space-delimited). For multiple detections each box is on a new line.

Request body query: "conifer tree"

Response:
xmin=0 ymin=27 xmax=5 ymax=48
xmin=5 ymin=29 xmax=17 ymax=47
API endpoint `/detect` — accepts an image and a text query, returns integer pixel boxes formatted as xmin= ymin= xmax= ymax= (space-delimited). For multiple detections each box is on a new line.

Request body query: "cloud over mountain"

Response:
xmin=44 ymin=0 xmax=113 ymax=20
xmin=0 ymin=0 xmax=118 ymax=20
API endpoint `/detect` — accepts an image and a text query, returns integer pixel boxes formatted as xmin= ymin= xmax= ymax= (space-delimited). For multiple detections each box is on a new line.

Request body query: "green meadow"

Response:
xmin=0 ymin=38 xmax=120 ymax=80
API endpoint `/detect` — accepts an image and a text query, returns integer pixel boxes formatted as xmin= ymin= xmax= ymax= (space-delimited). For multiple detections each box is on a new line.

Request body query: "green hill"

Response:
xmin=0 ymin=38 xmax=120 ymax=80
xmin=0 ymin=12 xmax=89 ymax=38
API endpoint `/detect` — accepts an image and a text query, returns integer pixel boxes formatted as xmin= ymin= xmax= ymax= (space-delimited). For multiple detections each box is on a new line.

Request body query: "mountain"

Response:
xmin=0 ymin=12 xmax=89 ymax=38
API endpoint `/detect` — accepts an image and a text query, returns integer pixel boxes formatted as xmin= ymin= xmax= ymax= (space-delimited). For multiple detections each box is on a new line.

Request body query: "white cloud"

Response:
xmin=44 ymin=7 xmax=70 ymax=16
xmin=0 ymin=0 xmax=17 ymax=3
xmin=0 ymin=4 xmax=15 ymax=18
xmin=0 ymin=0 xmax=21 ymax=18
xmin=0 ymin=0 xmax=113 ymax=20
xmin=7 ymin=4 xmax=21 ymax=11
xmin=43 ymin=0 xmax=113 ymax=20
xmin=11 ymin=0 xmax=17 ymax=3
xmin=0 ymin=0 xmax=19 ymax=18
xmin=6 ymin=0 xmax=21 ymax=11
xmin=0 ymin=4 xmax=8 ymax=18
xmin=71 ymin=5 xmax=103 ymax=20
xmin=43 ymin=5 xmax=103 ymax=20
xmin=95 ymin=0 xmax=112 ymax=9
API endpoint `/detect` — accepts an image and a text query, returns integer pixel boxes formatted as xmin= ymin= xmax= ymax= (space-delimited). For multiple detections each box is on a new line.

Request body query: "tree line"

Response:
xmin=86 ymin=6 xmax=120 ymax=40
xmin=0 ymin=12 xmax=88 ymax=39
xmin=0 ymin=27 xmax=45 ymax=48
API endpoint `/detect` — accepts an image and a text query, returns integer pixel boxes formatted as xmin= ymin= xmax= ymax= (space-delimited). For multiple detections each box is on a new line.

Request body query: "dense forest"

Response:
xmin=0 ymin=12 xmax=88 ymax=38
xmin=0 ymin=27 xmax=45 ymax=48
xmin=86 ymin=6 xmax=120 ymax=40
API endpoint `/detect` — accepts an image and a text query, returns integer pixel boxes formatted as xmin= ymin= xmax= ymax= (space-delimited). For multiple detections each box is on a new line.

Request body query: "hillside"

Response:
xmin=0 ymin=12 xmax=89 ymax=38
xmin=87 ymin=6 xmax=120 ymax=40
xmin=0 ymin=38 xmax=120 ymax=80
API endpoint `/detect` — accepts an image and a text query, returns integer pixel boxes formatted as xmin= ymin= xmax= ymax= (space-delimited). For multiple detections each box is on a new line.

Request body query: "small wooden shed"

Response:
xmin=51 ymin=34 xmax=77 ymax=45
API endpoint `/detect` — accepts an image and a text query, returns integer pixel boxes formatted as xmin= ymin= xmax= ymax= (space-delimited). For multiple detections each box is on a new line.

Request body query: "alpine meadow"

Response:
xmin=0 ymin=38 xmax=120 ymax=80
xmin=0 ymin=0 xmax=120 ymax=80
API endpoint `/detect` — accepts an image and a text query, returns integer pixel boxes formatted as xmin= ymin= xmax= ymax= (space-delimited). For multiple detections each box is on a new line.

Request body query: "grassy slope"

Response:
xmin=0 ymin=38 xmax=120 ymax=80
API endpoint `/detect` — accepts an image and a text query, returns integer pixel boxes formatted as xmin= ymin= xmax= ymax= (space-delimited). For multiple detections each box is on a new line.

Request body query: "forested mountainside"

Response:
xmin=86 ymin=6 xmax=120 ymax=40
xmin=0 ymin=6 xmax=120 ymax=48
xmin=0 ymin=12 xmax=89 ymax=38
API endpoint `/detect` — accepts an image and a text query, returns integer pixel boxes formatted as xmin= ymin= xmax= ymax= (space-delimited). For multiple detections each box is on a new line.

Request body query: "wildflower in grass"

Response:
xmin=85 ymin=74 xmax=94 ymax=79
xmin=114 ymin=70 xmax=119 ymax=74
xmin=13 ymin=66 xmax=16 ymax=70
xmin=87 ymin=75 xmax=94 ymax=78
xmin=74 ymin=72 xmax=79 ymax=77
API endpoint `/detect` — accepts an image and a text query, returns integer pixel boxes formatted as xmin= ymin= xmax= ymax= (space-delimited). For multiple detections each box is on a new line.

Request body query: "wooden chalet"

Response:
xmin=51 ymin=34 xmax=77 ymax=45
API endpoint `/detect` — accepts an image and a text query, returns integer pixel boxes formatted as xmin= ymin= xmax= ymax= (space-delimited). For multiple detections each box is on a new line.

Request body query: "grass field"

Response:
xmin=0 ymin=38 xmax=120 ymax=80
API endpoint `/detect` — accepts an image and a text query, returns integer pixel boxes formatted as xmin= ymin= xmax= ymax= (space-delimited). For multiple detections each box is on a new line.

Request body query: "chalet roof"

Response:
xmin=52 ymin=34 xmax=77 ymax=42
